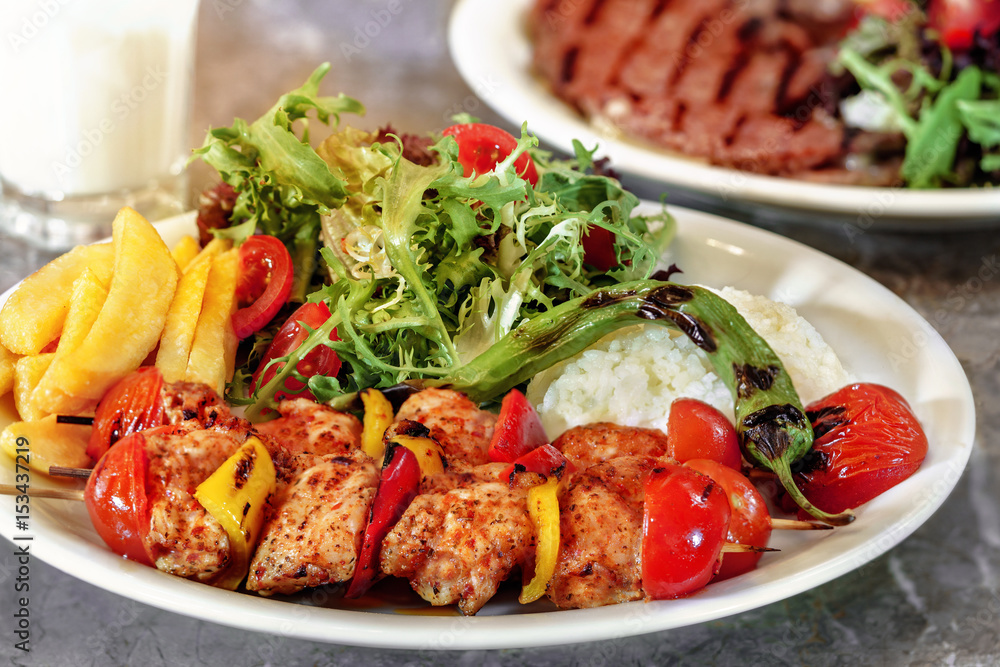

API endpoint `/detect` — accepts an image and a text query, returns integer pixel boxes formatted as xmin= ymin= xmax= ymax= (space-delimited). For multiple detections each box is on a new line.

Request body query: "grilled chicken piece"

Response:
xmin=255 ymin=397 xmax=362 ymax=459
xmin=553 ymin=422 xmax=670 ymax=470
xmin=394 ymin=388 xmax=496 ymax=465
xmin=247 ymin=450 xmax=378 ymax=596
xmin=143 ymin=422 xmax=248 ymax=581
xmin=162 ymin=380 xmax=230 ymax=426
xmin=548 ymin=455 xmax=662 ymax=609
xmin=379 ymin=462 xmax=534 ymax=615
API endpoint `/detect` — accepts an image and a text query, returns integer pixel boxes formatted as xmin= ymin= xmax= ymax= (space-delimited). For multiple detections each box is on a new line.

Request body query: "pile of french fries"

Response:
xmin=0 ymin=207 xmax=241 ymax=473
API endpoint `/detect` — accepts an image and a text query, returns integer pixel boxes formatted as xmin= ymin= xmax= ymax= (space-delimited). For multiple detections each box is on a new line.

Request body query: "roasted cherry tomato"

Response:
xmin=488 ymin=388 xmax=549 ymax=463
xmin=928 ymin=0 xmax=1000 ymax=50
xmin=642 ymin=463 xmax=731 ymax=599
xmin=84 ymin=432 xmax=153 ymax=566
xmin=87 ymin=367 xmax=165 ymax=462
xmin=786 ymin=383 xmax=928 ymax=515
xmin=442 ymin=123 xmax=539 ymax=185
xmin=685 ymin=459 xmax=772 ymax=580
xmin=232 ymin=235 xmax=294 ymax=338
xmin=251 ymin=301 xmax=341 ymax=401
xmin=666 ymin=398 xmax=742 ymax=470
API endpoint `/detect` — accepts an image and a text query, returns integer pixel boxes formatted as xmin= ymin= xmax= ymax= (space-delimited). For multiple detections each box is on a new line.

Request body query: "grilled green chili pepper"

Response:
xmin=329 ymin=280 xmax=854 ymax=526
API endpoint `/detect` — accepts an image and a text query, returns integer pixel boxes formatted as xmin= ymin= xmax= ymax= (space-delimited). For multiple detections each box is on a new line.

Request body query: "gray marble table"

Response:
xmin=2 ymin=2 xmax=999 ymax=665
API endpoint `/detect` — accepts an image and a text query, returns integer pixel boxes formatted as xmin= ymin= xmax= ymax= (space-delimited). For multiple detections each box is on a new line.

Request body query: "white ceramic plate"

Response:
xmin=0 ymin=207 xmax=975 ymax=649
xmin=448 ymin=0 xmax=1000 ymax=227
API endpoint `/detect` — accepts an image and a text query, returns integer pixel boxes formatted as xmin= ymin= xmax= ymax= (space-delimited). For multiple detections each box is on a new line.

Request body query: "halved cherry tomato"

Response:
xmin=251 ymin=301 xmax=341 ymax=402
xmin=642 ymin=463 xmax=731 ymax=599
xmin=231 ymin=235 xmax=294 ymax=339
xmin=346 ymin=442 xmax=422 ymax=598
xmin=84 ymin=432 xmax=153 ymax=566
xmin=582 ymin=225 xmax=617 ymax=272
xmin=488 ymin=388 xmax=549 ymax=463
xmin=442 ymin=123 xmax=539 ymax=185
xmin=685 ymin=459 xmax=771 ymax=581
xmin=786 ymin=383 xmax=928 ymax=515
xmin=666 ymin=398 xmax=742 ymax=470
xmin=87 ymin=367 xmax=165 ymax=462
xmin=928 ymin=0 xmax=1000 ymax=50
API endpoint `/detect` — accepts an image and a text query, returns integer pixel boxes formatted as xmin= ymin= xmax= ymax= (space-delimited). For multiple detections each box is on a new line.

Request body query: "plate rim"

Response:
xmin=447 ymin=0 xmax=1000 ymax=223
xmin=0 ymin=206 xmax=977 ymax=650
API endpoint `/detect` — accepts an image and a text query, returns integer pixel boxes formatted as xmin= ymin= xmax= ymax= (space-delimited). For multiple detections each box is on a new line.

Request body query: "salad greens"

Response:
xmin=194 ymin=64 xmax=674 ymax=419
xmin=836 ymin=15 xmax=1000 ymax=188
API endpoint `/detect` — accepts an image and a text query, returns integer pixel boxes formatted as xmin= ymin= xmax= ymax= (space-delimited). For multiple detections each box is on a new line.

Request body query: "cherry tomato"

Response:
xmin=231 ymin=235 xmax=294 ymax=339
xmin=488 ymin=388 xmax=549 ymax=463
xmin=928 ymin=0 xmax=1000 ymax=50
xmin=666 ymin=398 xmax=742 ymax=470
xmin=441 ymin=123 xmax=539 ymax=185
xmin=642 ymin=463 xmax=731 ymax=599
xmin=87 ymin=367 xmax=165 ymax=462
xmin=85 ymin=432 xmax=154 ymax=566
xmin=582 ymin=225 xmax=617 ymax=272
xmin=251 ymin=301 xmax=341 ymax=401
xmin=787 ymin=383 xmax=928 ymax=514
xmin=685 ymin=459 xmax=771 ymax=580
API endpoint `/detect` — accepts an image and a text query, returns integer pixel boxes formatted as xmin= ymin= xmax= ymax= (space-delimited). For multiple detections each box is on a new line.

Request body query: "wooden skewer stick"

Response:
xmin=48 ymin=466 xmax=93 ymax=479
xmin=0 ymin=484 xmax=85 ymax=502
xmin=770 ymin=517 xmax=834 ymax=531
xmin=721 ymin=542 xmax=778 ymax=554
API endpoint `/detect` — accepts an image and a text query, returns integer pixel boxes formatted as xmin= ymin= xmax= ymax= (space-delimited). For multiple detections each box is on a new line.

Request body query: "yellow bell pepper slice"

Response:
xmin=360 ymin=388 xmax=393 ymax=462
xmin=391 ymin=435 xmax=445 ymax=477
xmin=520 ymin=476 xmax=561 ymax=604
xmin=194 ymin=436 xmax=276 ymax=590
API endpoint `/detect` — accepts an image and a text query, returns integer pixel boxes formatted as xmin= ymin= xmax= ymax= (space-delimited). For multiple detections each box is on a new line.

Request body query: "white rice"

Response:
xmin=525 ymin=286 xmax=852 ymax=439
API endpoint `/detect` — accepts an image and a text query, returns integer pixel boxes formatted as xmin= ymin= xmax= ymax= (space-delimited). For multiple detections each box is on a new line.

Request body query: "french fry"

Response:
xmin=171 ymin=234 xmax=202 ymax=272
xmin=156 ymin=239 xmax=233 ymax=383
xmin=185 ymin=248 xmax=239 ymax=395
xmin=13 ymin=354 xmax=54 ymax=422
xmin=32 ymin=207 xmax=179 ymax=415
xmin=0 ymin=415 xmax=92 ymax=472
xmin=29 ymin=268 xmax=109 ymax=416
xmin=0 ymin=242 xmax=114 ymax=355
xmin=0 ymin=343 xmax=18 ymax=397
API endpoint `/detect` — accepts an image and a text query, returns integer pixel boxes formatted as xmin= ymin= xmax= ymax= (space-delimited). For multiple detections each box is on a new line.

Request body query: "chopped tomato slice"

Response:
xmin=685 ymin=459 xmax=772 ymax=580
xmin=666 ymin=398 xmax=742 ymax=470
xmin=251 ymin=301 xmax=341 ymax=402
xmin=488 ymin=389 xmax=549 ymax=463
xmin=231 ymin=235 xmax=294 ymax=339
xmin=928 ymin=0 xmax=1000 ymax=50
xmin=87 ymin=367 xmax=165 ymax=462
xmin=582 ymin=225 xmax=617 ymax=272
xmin=85 ymin=432 xmax=154 ymax=566
xmin=442 ymin=123 xmax=539 ymax=185
xmin=642 ymin=463 xmax=731 ymax=599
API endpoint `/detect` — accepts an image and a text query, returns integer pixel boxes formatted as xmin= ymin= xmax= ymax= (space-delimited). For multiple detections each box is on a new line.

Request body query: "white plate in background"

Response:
xmin=448 ymin=0 xmax=1000 ymax=227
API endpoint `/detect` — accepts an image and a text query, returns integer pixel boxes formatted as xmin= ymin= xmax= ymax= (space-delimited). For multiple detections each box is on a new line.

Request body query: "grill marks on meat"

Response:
xmin=248 ymin=400 xmax=376 ymax=596
xmin=531 ymin=0 xmax=861 ymax=177
xmin=248 ymin=451 xmax=378 ymax=596
xmin=553 ymin=422 xmax=670 ymax=470
xmin=394 ymin=388 xmax=497 ymax=465
xmin=548 ymin=455 xmax=661 ymax=609
xmin=379 ymin=465 xmax=535 ymax=615
xmin=143 ymin=423 xmax=247 ymax=581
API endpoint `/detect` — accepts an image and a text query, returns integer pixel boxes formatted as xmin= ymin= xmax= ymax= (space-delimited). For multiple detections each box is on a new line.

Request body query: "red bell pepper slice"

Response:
xmin=488 ymin=389 xmax=549 ymax=463
xmin=345 ymin=442 xmax=422 ymax=598
xmin=87 ymin=367 xmax=165 ymax=462
xmin=500 ymin=443 xmax=573 ymax=485
xmin=231 ymin=235 xmax=294 ymax=339
xmin=85 ymin=432 xmax=154 ymax=566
